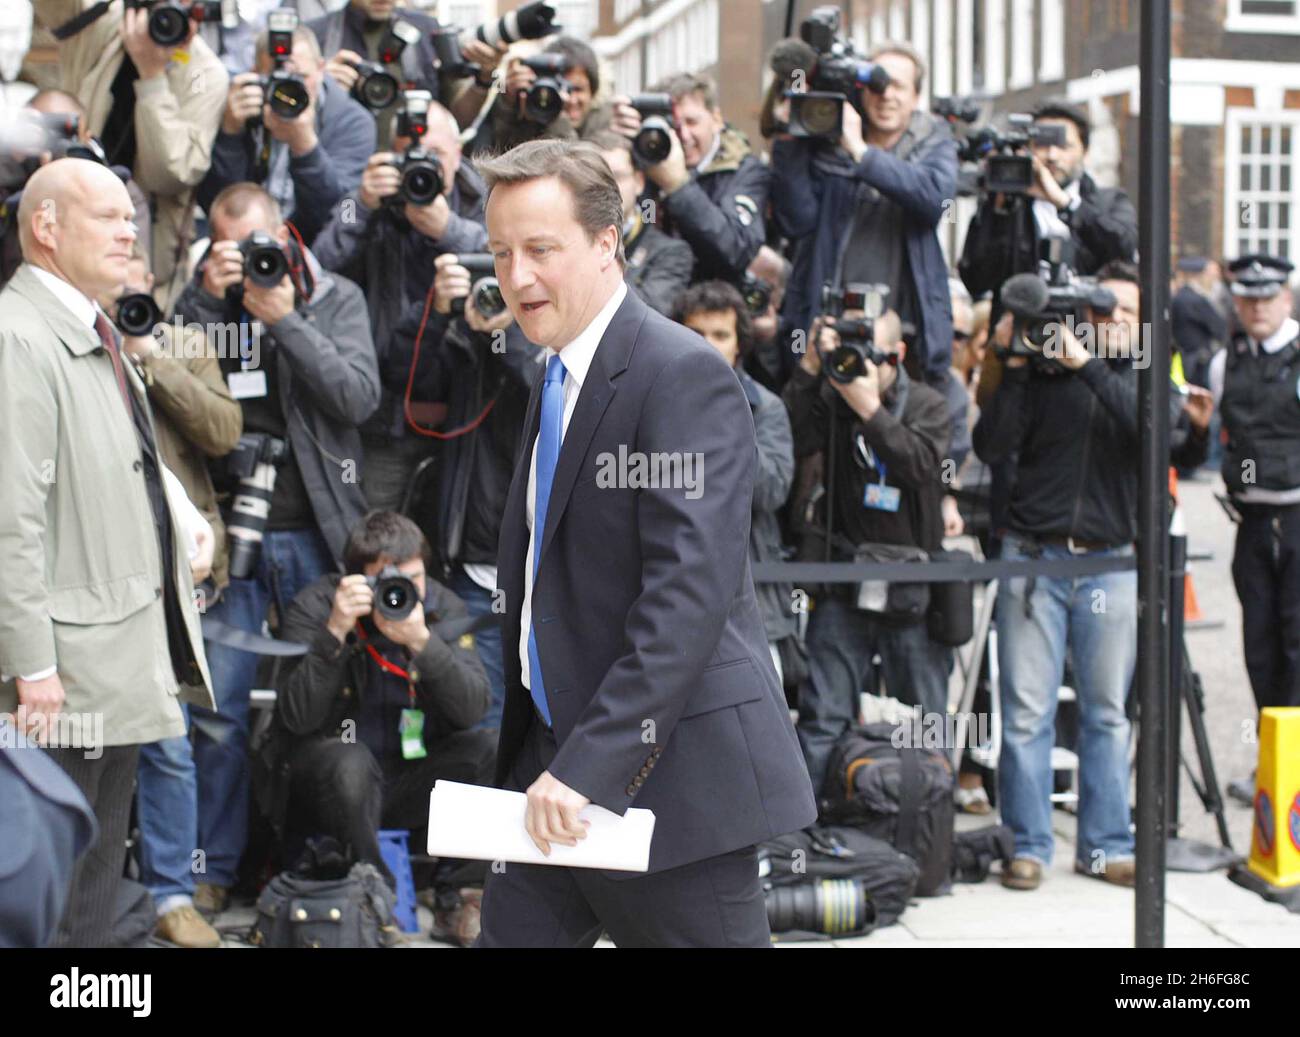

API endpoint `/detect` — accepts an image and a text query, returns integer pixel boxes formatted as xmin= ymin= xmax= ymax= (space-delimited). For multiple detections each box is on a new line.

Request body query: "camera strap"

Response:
xmin=354 ymin=622 xmax=415 ymax=702
xmin=51 ymin=0 xmax=115 ymax=40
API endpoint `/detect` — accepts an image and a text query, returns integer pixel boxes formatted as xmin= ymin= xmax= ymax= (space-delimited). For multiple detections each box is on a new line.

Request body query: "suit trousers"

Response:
xmin=477 ymin=715 xmax=771 ymax=948
xmin=45 ymin=744 xmax=141 ymax=947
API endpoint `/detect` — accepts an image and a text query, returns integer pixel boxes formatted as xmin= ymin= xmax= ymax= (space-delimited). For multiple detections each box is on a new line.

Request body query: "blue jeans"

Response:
xmin=449 ymin=567 xmax=505 ymax=731
xmin=189 ymin=527 xmax=335 ymax=888
xmin=137 ymin=706 xmax=196 ymax=907
xmin=996 ymin=531 xmax=1137 ymax=867
xmin=796 ymin=594 xmax=952 ymax=793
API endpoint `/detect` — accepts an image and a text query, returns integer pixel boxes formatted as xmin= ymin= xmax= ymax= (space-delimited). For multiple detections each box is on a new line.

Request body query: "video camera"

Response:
xmin=450 ymin=254 xmax=507 ymax=320
xmin=783 ymin=5 xmax=891 ymax=141
xmin=943 ymin=107 xmax=1068 ymax=196
xmin=998 ymin=248 xmax=1116 ymax=359
xmin=253 ymin=10 xmax=310 ymax=122
xmin=124 ymin=0 xmax=237 ymax=47
xmin=628 ymin=93 xmax=676 ymax=165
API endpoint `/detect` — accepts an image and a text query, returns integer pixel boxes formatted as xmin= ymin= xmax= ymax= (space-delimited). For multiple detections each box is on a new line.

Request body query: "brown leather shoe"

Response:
xmin=156 ymin=905 xmax=222 ymax=948
xmin=192 ymin=882 xmax=230 ymax=918
xmin=429 ymin=887 xmax=483 ymax=947
xmin=1075 ymin=858 xmax=1136 ymax=887
xmin=1001 ymin=858 xmax=1043 ymax=890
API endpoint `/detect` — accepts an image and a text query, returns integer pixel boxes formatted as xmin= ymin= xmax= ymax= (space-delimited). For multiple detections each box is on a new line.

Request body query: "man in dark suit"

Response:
xmin=473 ymin=140 xmax=816 ymax=948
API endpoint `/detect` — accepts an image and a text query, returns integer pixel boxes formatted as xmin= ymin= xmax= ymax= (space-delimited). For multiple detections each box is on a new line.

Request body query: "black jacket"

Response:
xmin=1172 ymin=285 xmax=1228 ymax=370
xmin=313 ymin=162 xmax=490 ymax=441
xmin=958 ymin=172 xmax=1138 ymax=298
xmin=170 ymin=253 xmax=380 ymax=565
xmin=658 ymin=127 xmax=769 ymax=286
xmin=495 ymin=289 xmax=816 ymax=873
xmin=405 ymin=317 xmax=540 ymax=575
xmin=253 ymin=572 xmax=489 ymax=831
xmin=973 ymin=358 xmax=1208 ymax=545
xmin=623 ymin=218 xmax=694 ymax=316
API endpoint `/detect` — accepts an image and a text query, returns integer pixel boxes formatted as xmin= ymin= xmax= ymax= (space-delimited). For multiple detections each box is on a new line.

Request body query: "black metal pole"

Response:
xmin=1136 ymin=0 xmax=1172 ymax=949
xmin=785 ymin=0 xmax=797 ymax=39
xmin=1168 ymin=533 xmax=1187 ymax=833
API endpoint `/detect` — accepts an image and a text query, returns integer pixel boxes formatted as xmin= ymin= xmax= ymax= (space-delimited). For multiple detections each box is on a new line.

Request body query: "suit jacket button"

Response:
xmin=625 ymin=784 xmax=636 ymax=796
xmin=639 ymin=766 xmax=650 ymax=777
xmin=133 ymin=460 xmax=143 ymax=472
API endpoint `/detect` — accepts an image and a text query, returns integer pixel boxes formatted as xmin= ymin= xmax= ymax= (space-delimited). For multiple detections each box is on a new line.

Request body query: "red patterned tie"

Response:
xmin=94 ymin=311 xmax=132 ymax=413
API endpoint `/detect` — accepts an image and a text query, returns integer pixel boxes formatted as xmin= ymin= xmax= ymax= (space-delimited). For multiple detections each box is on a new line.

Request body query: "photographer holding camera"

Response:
xmin=591 ymin=131 xmax=692 ymax=317
xmin=768 ymin=35 xmax=957 ymax=389
xmin=314 ymin=96 xmax=491 ymax=510
xmin=610 ymin=72 xmax=768 ymax=288
xmin=782 ymin=300 xmax=952 ymax=793
xmin=312 ymin=0 xmax=512 ymax=146
xmin=958 ymin=100 xmax=1138 ymax=300
xmin=265 ymin=509 xmax=494 ymax=944
xmin=33 ymin=0 xmax=230 ymax=307
xmin=170 ymin=181 xmax=379 ymax=916
xmin=384 ymin=250 xmax=536 ymax=732
xmin=199 ymin=20 xmax=374 ymax=247
xmin=972 ymin=260 xmax=1209 ymax=891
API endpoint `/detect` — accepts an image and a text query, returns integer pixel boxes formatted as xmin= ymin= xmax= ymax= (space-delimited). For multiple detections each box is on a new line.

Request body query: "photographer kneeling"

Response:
xmin=972 ymin=260 xmax=1209 ymax=891
xmin=783 ymin=300 xmax=952 ymax=793
xmin=267 ymin=510 xmax=494 ymax=942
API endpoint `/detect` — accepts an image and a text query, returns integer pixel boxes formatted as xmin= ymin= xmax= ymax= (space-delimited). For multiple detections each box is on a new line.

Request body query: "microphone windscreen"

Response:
xmin=770 ymin=38 xmax=818 ymax=85
xmin=1000 ymin=273 xmax=1051 ymax=318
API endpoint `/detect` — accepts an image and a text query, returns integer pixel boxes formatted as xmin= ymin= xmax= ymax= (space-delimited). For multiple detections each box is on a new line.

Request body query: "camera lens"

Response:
xmin=401 ymin=163 xmax=442 ymax=207
xmin=472 ymin=279 xmax=506 ymax=318
xmin=358 ymin=71 xmax=399 ymax=111
xmin=246 ymin=245 xmax=288 ymax=288
xmin=267 ymin=78 xmax=309 ymax=120
xmin=797 ymin=95 xmax=841 ymax=139
xmin=827 ymin=345 xmax=865 ymax=384
xmin=149 ymin=6 xmax=189 ymax=47
xmin=525 ymin=83 xmax=562 ymax=125
xmin=635 ymin=123 xmax=672 ymax=165
xmin=116 ymin=293 xmax=161 ymax=337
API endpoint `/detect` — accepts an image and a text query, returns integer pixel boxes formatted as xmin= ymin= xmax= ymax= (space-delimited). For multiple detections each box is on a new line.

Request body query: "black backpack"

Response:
xmin=820 ymin=723 xmax=955 ymax=896
xmin=758 ymin=826 xmax=920 ymax=941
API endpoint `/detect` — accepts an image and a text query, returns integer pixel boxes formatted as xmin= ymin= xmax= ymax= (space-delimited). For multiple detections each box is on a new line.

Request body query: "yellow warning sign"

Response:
xmin=1246 ymin=707 xmax=1300 ymax=888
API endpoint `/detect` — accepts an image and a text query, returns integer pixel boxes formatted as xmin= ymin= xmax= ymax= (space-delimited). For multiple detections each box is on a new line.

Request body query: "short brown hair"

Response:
xmin=208 ymin=182 xmax=282 ymax=231
xmin=476 ymin=140 xmax=626 ymax=267
xmin=867 ymin=40 xmax=926 ymax=93
xmin=652 ymin=72 xmax=719 ymax=112
xmin=343 ymin=511 xmax=430 ymax=575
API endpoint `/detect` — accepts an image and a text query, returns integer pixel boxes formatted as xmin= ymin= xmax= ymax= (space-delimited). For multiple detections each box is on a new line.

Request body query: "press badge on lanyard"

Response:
xmin=227 ymin=315 xmax=267 ymax=399
xmin=860 ymin=444 xmax=901 ymax=513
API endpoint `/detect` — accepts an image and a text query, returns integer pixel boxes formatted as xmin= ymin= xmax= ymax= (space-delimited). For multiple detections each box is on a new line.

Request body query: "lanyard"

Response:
xmin=354 ymin=622 xmax=416 ymax=706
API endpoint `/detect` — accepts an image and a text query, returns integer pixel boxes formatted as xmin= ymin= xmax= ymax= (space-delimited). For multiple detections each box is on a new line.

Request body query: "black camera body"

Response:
xmin=785 ymin=6 xmax=890 ymax=140
xmin=628 ymin=93 xmax=676 ymax=165
xmin=367 ymin=565 xmax=421 ymax=622
xmin=520 ymin=54 xmax=570 ymax=126
xmin=999 ymin=261 xmax=1117 ymax=359
xmin=239 ymin=232 xmax=289 ymax=288
xmin=390 ymin=146 xmax=445 ymax=207
xmin=451 ymin=254 xmax=506 ymax=320
xmin=115 ymin=292 xmax=164 ymax=338
xmin=825 ymin=316 xmax=898 ymax=384
xmin=223 ymin=432 xmax=289 ymax=580
xmin=125 ymin=0 xmax=235 ymax=47
xmin=957 ymin=115 xmax=1068 ymax=195
xmin=461 ymin=1 xmax=560 ymax=49
xmin=254 ymin=9 xmax=310 ymax=122
xmin=740 ymin=273 xmax=772 ymax=316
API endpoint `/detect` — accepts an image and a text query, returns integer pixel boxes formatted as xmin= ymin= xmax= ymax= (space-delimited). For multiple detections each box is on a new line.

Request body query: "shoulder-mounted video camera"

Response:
xmin=782 ymin=5 xmax=891 ymax=141
xmin=947 ymin=110 xmax=1067 ymax=196
xmin=999 ymin=248 xmax=1116 ymax=361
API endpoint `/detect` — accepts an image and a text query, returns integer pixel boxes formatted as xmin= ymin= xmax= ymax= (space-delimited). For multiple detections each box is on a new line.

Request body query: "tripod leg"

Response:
xmin=1181 ymin=640 xmax=1234 ymax=851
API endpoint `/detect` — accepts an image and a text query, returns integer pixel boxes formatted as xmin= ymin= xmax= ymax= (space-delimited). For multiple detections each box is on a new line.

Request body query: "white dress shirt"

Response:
xmin=519 ymin=281 xmax=628 ymax=691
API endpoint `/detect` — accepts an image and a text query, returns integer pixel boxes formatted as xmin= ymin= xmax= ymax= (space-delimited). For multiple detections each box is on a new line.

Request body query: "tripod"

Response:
xmin=1165 ymin=533 xmax=1240 ymax=871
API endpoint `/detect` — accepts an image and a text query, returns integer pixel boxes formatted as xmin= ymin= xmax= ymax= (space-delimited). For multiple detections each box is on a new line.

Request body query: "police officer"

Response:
xmin=1210 ymin=254 xmax=1300 ymax=721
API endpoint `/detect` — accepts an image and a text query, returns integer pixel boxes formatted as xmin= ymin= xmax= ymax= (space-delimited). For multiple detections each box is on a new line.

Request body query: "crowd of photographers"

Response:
xmin=1 ymin=0 xmax=1294 ymax=947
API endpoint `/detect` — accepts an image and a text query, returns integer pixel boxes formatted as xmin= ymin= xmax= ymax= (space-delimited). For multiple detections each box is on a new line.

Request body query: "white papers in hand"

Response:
xmin=426 ymin=780 xmax=656 ymax=872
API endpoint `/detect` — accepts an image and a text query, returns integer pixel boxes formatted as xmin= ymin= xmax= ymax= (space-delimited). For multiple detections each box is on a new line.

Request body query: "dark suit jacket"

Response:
xmin=495 ymin=290 xmax=817 ymax=874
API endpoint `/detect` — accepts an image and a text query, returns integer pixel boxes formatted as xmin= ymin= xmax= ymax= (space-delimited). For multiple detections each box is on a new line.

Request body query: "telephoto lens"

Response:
xmin=351 ymin=61 xmax=401 ymax=112
xmin=115 ymin=292 xmax=164 ymax=338
xmin=766 ymin=879 xmax=875 ymax=936
xmin=238 ymin=231 xmax=289 ymax=288
xmin=462 ymin=1 xmax=559 ymax=49
xmin=225 ymin=433 xmax=289 ymax=580
xmin=368 ymin=566 xmax=420 ymax=621
xmin=451 ymin=254 xmax=506 ymax=319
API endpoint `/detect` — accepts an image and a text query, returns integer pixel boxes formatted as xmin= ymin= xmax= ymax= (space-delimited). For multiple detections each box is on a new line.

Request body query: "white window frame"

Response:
xmin=889 ymin=0 xmax=906 ymax=42
xmin=932 ymin=0 xmax=953 ymax=99
xmin=1223 ymin=108 xmax=1300 ymax=263
xmin=955 ymin=0 xmax=974 ymax=95
xmin=983 ymin=0 xmax=1006 ymax=95
xmin=1038 ymin=0 xmax=1064 ymax=82
xmin=910 ymin=0 xmax=930 ymax=108
xmin=1008 ymin=0 xmax=1033 ymax=90
xmin=1226 ymin=0 xmax=1300 ymax=35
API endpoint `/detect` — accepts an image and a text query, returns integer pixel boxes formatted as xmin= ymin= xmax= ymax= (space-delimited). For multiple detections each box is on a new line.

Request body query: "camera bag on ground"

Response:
xmin=951 ymin=824 xmax=1015 ymax=884
xmin=758 ymin=826 xmax=920 ymax=941
xmin=820 ymin=723 xmax=955 ymax=895
xmin=249 ymin=837 xmax=397 ymax=948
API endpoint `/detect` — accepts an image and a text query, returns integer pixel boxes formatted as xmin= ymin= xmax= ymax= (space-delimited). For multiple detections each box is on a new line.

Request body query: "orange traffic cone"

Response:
xmin=1168 ymin=468 xmax=1206 ymax=624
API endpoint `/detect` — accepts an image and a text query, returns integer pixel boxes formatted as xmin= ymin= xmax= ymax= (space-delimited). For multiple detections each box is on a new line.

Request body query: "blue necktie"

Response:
xmin=527 ymin=355 xmax=566 ymax=726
